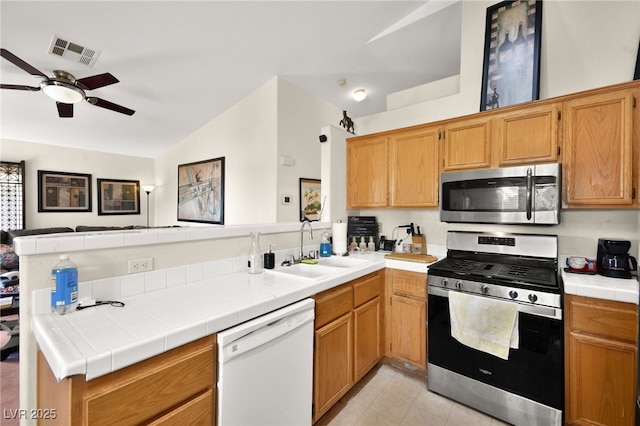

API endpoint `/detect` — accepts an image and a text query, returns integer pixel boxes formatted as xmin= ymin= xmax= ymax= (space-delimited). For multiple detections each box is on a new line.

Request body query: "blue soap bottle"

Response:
xmin=320 ymin=232 xmax=331 ymax=257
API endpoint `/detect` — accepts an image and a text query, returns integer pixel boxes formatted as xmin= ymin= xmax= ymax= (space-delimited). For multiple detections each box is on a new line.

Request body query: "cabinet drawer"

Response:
xmin=315 ymin=285 xmax=354 ymax=329
xmin=84 ymin=337 xmax=214 ymax=426
xmin=147 ymin=390 xmax=213 ymax=426
xmin=390 ymin=270 xmax=426 ymax=300
xmin=566 ymin=295 xmax=638 ymax=343
xmin=353 ymin=272 xmax=382 ymax=307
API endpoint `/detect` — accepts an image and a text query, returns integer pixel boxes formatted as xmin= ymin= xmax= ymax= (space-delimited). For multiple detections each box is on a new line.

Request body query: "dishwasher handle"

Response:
xmin=219 ymin=307 xmax=314 ymax=363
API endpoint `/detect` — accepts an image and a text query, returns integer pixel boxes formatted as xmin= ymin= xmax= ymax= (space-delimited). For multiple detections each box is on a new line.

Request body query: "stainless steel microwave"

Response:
xmin=440 ymin=163 xmax=560 ymax=225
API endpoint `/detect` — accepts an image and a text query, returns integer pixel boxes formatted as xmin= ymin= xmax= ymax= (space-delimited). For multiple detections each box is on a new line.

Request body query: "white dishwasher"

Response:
xmin=217 ymin=298 xmax=315 ymax=426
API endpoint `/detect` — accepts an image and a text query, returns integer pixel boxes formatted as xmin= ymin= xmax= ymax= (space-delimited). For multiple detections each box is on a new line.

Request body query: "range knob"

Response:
xmin=528 ymin=294 xmax=538 ymax=303
xmin=456 ymin=281 xmax=463 ymax=290
xmin=508 ymin=290 xmax=519 ymax=299
xmin=481 ymin=285 xmax=489 ymax=295
xmin=442 ymin=279 xmax=449 ymax=287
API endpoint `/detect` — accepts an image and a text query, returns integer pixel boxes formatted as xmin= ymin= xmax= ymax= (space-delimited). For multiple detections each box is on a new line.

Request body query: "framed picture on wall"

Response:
xmin=177 ymin=157 xmax=225 ymax=224
xmin=480 ymin=0 xmax=543 ymax=111
xmin=38 ymin=170 xmax=92 ymax=212
xmin=299 ymin=178 xmax=321 ymax=221
xmin=97 ymin=179 xmax=140 ymax=215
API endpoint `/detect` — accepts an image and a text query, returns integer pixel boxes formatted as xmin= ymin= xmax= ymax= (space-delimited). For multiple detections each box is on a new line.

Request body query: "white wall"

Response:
xmin=320 ymin=125 xmax=358 ymax=223
xmin=153 ymin=78 xmax=279 ymax=226
xmin=276 ymin=78 xmax=342 ymax=223
xmin=152 ymin=76 xmax=342 ymax=226
xmin=0 ymin=139 xmax=154 ymax=229
xmin=356 ymin=0 xmax=640 ymax=135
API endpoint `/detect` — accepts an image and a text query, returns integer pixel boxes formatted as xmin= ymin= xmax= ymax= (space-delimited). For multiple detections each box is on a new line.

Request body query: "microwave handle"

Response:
xmin=526 ymin=167 xmax=533 ymax=220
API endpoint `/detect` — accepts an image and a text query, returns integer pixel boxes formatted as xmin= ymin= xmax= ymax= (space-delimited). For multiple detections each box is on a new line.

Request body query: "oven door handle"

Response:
xmin=525 ymin=167 xmax=533 ymax=221
xmin=428 ymin=287 xmax=562 ymax=320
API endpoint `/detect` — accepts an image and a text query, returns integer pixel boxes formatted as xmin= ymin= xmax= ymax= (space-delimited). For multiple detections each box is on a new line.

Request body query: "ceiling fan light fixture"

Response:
xmin=353 ymin=88 xmax=367 ymax=102
xmin=41 ymin=81 xmax=84 ymax=104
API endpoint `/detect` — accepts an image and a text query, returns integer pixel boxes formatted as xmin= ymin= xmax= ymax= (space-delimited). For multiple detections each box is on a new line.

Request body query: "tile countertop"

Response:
xmin=34 ymin=252 xmax=439 ymax=382
xmin=562 ymin=269 xmax=639 ymax=304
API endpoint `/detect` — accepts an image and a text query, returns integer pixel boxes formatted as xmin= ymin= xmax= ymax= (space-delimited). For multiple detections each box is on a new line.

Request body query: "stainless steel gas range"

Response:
xmin=427 ymin=231 xmax=563 ymax=426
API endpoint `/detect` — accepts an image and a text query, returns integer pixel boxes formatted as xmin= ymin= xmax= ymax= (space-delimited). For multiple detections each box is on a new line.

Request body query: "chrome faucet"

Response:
xmin=299 ymin=219 xmax=314 ymax=261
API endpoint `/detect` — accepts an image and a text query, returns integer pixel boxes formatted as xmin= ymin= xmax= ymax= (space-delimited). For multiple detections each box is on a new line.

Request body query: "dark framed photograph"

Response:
xmin=97 ymin=179 xmax=140 ymax=215
xmin=38 ymin=170 xmax=92 ymax=212
xmin=480 ymin=0 xmax=543 ymax=111
xmin=177 ymin=157 xmax=225 ymax=224
xmin=299 ymin=178 xmax=321 ymax=221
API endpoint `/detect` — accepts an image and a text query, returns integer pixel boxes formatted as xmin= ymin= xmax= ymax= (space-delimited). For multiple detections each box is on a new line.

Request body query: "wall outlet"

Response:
xmin=128 ymin=257 xmax=154 ymax=273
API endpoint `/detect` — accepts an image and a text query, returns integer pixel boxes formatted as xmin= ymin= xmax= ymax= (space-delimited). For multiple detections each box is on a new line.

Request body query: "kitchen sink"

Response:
xmin=264 ymin=263 xmax=343 ymax=281
xmin=315 ymin=255 xmax=370 ymax=268
xmin=264 ymin=255 xmax=371 ymax=281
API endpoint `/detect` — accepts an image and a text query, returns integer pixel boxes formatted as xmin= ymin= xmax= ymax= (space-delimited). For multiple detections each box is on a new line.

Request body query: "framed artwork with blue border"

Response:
xmin=480 ymin=0 xmax=543 ymax=111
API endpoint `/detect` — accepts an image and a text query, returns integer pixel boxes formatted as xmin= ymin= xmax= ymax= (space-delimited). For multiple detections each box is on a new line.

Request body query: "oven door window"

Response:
xmin=428 ymin=294 xmax=563 ymax=410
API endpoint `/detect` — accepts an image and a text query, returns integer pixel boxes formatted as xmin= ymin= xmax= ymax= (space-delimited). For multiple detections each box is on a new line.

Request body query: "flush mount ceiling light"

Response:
xmin=353 ymin=88 xmax=367 ymax=102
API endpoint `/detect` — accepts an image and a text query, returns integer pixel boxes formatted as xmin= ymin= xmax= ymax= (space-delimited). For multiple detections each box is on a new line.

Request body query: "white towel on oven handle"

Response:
xmin=448 ymin=290 xmax=519 ymax=360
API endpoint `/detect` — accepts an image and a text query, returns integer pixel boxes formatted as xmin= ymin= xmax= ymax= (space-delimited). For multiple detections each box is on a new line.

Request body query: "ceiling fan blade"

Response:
xmin=76 ymin=73 xmax=119 ymax=90
xmin=1 ymin=84 xmax=41 ymax=91
xmin=57 ymin=102 xmax=74 ymax=118
xmin=0 ymin=48 xmax=48 ymax=78
xmin=86 ymin=97 xmax=135 ymax=116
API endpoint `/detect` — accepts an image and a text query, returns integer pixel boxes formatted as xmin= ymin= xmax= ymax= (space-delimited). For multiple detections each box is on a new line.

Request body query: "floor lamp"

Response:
xmin=141 ymin=185 xmax=155 ymax=227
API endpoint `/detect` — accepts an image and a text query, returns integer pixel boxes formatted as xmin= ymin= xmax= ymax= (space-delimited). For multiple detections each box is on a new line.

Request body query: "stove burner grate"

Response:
xmin=506 ymin=265 xmax=529 ymax=278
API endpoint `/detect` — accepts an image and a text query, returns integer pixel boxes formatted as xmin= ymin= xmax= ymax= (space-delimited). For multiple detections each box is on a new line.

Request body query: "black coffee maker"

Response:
xmin=597 ymin=239 xmax=638 ymax=279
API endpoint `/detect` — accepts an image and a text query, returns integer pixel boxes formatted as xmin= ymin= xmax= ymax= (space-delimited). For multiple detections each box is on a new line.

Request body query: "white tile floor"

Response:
xmin=315 ymin=364 xmax=511 ymax=426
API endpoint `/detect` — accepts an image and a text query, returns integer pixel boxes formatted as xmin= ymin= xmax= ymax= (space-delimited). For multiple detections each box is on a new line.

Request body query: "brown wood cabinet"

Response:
xmin=385 ymin=269 xmax=427 ymax=370
xmin=565 ymin=294 xmax=638 ymax=426
xmin=346 ymin=134 xmax=388 ymax=208
xmin=37 ymin=335 xmax=216 ymax=426
xmin=441 ymin=115 xmax=492 ymax=171
xmin=388 ymin=125 xmax=440 ymax=207
xmin=312 ymin=271 xmax=382 ymax=423
xmin=346 ymin=81 xmax=639 ymax=210
xmin=562 ymin=86 xmax=639 ymax=208
xmin=346 ymin=126 xmax=440 ymax=208
xmin=492 ymin=102 xmax=560 ymax=166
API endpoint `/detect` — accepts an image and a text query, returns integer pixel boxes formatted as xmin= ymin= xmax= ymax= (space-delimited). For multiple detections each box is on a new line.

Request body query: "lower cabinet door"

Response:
xmin=313 ymin=312 xmax=353 ymax=422
xmin=354 ymin=296 xmax=382 ymax=381
xmin=390 ymin=295 xmax=426 ymax=369
xmin=566 ymin=331 xmax=636 ymax=426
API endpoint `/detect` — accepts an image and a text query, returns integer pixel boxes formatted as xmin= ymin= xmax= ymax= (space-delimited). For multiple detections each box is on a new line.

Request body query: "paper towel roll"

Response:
xmin=332 ymin=221 xmax=348 ymax=255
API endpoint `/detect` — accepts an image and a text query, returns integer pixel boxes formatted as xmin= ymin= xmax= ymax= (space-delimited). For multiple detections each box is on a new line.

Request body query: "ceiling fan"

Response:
xmin=0 ymin=48 xmax=135 ymax=118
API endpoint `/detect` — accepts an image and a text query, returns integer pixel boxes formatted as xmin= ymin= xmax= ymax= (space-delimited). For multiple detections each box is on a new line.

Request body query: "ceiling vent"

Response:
xmin=48 ymin=35 xmax=100 ymax=67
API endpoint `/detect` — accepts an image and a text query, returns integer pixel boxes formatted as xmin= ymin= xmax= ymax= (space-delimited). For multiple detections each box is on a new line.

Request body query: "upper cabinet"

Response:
xmin=442 ymin=115 xmax=492 ymax=171
xmin=346 ymin=81 xmax=639 ymax=210
xmin=347 ymin=125 xmax=440 ymax=209
xmin=346 ymin=134 xmax=388 ymax=208
xmin=388 ymin=126 xmax=440 ymax=208
xmin=562 ymin=87 xmax=638 ymax=208
xmin=492 ymin=102 xmax=560 ymax=166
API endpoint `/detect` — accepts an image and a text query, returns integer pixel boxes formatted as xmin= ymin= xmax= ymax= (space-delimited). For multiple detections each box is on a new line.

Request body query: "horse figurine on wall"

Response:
xmin=339 ymin=110 xmax=355 ymax=134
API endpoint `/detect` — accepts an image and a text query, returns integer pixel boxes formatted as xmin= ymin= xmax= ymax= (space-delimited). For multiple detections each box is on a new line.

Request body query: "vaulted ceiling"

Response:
xmin=0 ymin=1 xmax=462 ymax=158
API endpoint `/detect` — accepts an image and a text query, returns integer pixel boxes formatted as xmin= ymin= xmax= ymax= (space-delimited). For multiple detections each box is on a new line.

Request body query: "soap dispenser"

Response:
xmin=247 ymin=232 xmax=263 ymax=274
xmin=320 ymin=232 xmax=331 ymax=257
